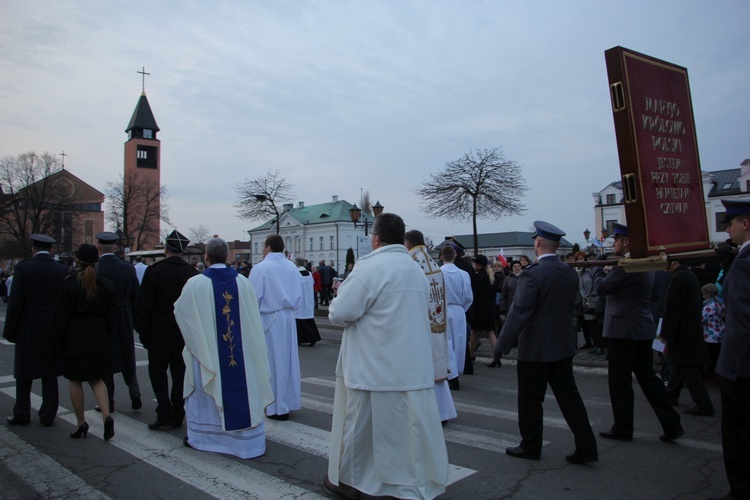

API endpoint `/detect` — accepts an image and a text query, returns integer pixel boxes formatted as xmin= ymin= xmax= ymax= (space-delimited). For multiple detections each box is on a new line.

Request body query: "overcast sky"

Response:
xmin=1 ymin=0 xmax=748 ymax=246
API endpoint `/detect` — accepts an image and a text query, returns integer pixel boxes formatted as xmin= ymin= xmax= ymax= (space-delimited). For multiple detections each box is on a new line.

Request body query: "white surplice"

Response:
xmin=328 ymin=244 xmax=449 ymax=499
xmin=249 ymin=252 xmax=302 ymax=416
xmin=175 ymin=265 xmax=274 ymax=459
xmin=441 ymin=263 xmax=473 ymax=376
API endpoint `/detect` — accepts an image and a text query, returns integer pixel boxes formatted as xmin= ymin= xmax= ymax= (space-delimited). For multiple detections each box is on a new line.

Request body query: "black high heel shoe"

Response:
xmin=70 ymin=422 xmax=89 ymax=439
xmin=486 ymin=353 xmax=502 ymax=368
xmin=104 ymin=416 xmax=114 ymax=441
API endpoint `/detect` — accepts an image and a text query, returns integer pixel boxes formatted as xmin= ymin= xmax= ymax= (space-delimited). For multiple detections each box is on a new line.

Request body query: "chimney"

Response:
xmin=298 ymin=201 xmax=305 ymax=208
xmin=332 ymin=195 xmax=339 ymax=203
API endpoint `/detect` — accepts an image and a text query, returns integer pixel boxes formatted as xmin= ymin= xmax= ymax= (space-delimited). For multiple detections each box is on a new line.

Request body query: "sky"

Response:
xmin=1 ymin=0 xmax=748 ymax=247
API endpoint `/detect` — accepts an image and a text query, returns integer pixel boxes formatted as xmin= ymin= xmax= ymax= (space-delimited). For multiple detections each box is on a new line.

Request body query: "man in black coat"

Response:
xmin=317 ymin=260 xmax=332 ymax=305
xmin=3 ymin=234 xmax=69 ymax=426
xmin=135 ymin=230 xmax=198 ymax=429
xmin=662 ymin=260 xmax=714 ymax=416
xmin=593 ymin=223 xmax=683 ymax=443
xmin=96 ymin=232 xmax=141 ymax=412
xmin=715 ymin=199 xmax=750 ymax=499
xmin=495 ymin=221 xmax=597 ymax=464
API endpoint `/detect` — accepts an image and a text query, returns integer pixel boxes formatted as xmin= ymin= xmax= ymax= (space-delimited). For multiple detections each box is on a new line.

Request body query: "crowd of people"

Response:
xmin=2 ymin=198 xmax=749 ymax=499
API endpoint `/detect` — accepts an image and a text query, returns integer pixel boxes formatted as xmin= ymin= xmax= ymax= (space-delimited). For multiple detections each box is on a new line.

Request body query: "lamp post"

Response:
xmin=583 ymin=228 xmax=591 ymax=247
xmin=349 ymin=200 xmax=384 ymax=236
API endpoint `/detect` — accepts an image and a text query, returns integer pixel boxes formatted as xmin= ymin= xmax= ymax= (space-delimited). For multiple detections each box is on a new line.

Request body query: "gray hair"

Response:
xmin=205 ymin=238 xmax=229 ymax=264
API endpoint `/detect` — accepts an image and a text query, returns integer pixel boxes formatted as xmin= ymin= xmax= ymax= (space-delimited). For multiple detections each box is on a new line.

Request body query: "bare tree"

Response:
xmin=415 ymin=148 xmax=527 ymax=256
xmin=234 ymin=169 xmax=295 ymax=234
xmin=188 ymin=224 xmax=211 ymax=245
xmin=105 ymin=170 xmax=170 ymax=251
xmin=0 ymin=152 xmax=77 ymax=258
xmin=360 ymin=190 xmax=373 ymax=215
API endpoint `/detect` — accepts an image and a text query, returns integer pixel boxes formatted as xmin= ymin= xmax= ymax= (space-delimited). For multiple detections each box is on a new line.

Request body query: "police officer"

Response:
xmin=3 ymin=234 xmax=69 ymax=426
xmin=95 ymin=232 xmax=141 ymax=412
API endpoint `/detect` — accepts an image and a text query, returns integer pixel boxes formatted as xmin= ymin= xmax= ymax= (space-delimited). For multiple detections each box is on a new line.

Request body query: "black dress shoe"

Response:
xmin=323 ymin=475 xmax=361 ymax=499
xmin=148 ymin=419 xmax=172 ymax=430
xmin=565 ymin=451 xmax=598 ymax=464
xmin=599 ymin=430 xmax=633 ymax=441
xmin=506 ymin=445 xmax=540 ymax=460
xmin=266 ymin=413 xmax=289 ymax=421
xmin=183 ymin=436 xmax=192 ymax=448
xmin=40 ymin=420 xmax=54 ymax=427
xmin=6 ymin=416 xmax=30 ymax=426
xmin=448 ymin=378 xmax=460 ymax=390
xmin=659 ymin=427 xmax=684 ymax=443
xmin=131 ymin=396 xmax=142 ymax=410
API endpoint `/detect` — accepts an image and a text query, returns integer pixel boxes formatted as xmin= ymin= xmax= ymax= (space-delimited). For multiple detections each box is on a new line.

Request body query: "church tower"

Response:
xmin=123 ymin=82 xmax=161 ymax=250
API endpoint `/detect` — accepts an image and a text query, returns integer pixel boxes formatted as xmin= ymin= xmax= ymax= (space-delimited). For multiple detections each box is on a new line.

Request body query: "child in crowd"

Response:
xmin=701 ymin=283 xmax=724 ymax=387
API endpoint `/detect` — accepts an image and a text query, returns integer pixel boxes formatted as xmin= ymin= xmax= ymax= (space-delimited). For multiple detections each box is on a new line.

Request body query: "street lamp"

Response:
xmin=349 ymin=200 xmax=384 ymax=236
xmin=583 ymin=228 xmax=591 ymax=245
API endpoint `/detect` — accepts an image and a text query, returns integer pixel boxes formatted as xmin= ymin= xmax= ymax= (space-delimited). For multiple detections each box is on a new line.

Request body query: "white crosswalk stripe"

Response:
xmin=0 ymin=425 xmax=111 ymax=499
xmin=0 ymin=367 xmax=723 ymax=498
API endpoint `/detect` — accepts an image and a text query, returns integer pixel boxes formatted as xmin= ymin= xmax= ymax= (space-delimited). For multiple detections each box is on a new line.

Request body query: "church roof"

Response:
xmin=125 ymin=92 xmax=160 ymax=132
xmin=248 ymin=199 xmax=373 ymax=231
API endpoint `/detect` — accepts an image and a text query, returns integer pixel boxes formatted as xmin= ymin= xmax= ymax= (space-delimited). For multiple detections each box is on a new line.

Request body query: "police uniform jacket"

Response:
xmin=96 ymin=254 xmax=139 ymax=373
xmin=2 ymin=253 xmax=69 ymax=379
xmin=661 ymin=264 xmax=708 ymax=366
xmin=496 ymin=255 xmax=578 ymax=362
xmin=135 ymin=256 xmax=199 ymax=353
xmin=716 ymin=245 xmax=750 ymax=380
xmin=593 ymin=265 xmax=655 ymax=340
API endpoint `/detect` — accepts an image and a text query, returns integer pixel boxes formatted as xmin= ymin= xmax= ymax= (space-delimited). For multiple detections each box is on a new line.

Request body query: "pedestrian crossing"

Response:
xmin=0 ymin=367 xmax=724 ymax=498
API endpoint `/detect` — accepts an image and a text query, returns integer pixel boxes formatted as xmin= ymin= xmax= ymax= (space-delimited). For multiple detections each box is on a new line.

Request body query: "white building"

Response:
xmin=592 ymin=158 xmax=750 ymax=246
xmin=246 ymin=196 xmax=376 ymax=269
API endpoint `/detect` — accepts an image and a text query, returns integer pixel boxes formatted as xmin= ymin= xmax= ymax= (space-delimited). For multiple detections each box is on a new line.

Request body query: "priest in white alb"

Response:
xmin=249 ymin=234 xmax=302 ymax=421
xmin=174 ymin=238 xmax=274 ymax=459
xmin=326 ymin=213 xmax=449 ymax=500
xmin=440 ymin=243 xmax=473 ymax=390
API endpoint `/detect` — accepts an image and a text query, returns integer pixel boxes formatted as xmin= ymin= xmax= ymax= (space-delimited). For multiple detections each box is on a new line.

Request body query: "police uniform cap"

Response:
xmin=721 ymin=199 xmax=750 ymax=223
xmin=30 ymin=234 xmax=55 ymax=248
xmin=96 ymin=232 xmax=120 ymax=245
xmin=165 ymin=230 xmax=190 ymax=253
xmin=531 ymin=221 xmax=566 ymax=242
xmin=611 ymin=223 xmax=629 ymax=239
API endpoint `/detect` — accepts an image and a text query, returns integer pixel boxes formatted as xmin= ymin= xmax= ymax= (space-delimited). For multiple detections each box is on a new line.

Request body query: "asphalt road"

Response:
xmin=0 ymin=304 xmax=730 ymax=499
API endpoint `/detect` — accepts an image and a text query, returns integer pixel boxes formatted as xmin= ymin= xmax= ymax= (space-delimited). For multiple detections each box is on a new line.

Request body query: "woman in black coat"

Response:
xmin=469 ymin=255 xmax=498 ymax=367
xmin=52 ymin=244 xmax=116 ymax=440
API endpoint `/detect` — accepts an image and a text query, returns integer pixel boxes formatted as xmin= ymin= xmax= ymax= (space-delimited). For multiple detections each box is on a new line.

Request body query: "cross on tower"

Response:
xmin=59 ymin=150 xmax=67 ymax=169
xmin=137 ymin=66 xmax=150 ymax=92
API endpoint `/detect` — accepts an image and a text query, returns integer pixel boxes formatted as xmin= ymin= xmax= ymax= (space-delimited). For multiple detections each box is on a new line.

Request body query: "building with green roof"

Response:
xmin=246 ymin=195 xmax=377 ymax=269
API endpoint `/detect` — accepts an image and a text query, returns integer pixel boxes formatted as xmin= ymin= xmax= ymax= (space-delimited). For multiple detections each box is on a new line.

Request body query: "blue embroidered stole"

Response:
xmin=203 ymin=267 xmax=252 ymax=430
